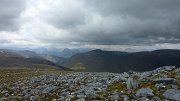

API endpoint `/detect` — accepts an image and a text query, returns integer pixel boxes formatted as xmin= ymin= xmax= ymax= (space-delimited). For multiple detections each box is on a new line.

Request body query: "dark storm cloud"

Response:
xmin=71 ymin=0 xmax=180 ymax=45
xmin=1 ymin=0 xmax=180 ymax=50
xmin=0 ymin=0 xmax=25 ymax=31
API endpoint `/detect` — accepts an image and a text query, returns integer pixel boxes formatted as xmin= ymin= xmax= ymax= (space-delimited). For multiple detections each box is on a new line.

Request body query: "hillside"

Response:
xmin=0 ymin=50 xmax=68 ymax=70
xmin=62 ymin=49 xmax=180 ymax=72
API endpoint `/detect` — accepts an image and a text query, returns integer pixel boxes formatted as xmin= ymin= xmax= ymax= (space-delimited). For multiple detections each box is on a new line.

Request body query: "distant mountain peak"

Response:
xmin=90 ymin=49 xmax=103 ymax=53
xmin=62 ymin=48 xmax=71 ymax=52
xmin=94 ymin=49 xmax=102 ymax=51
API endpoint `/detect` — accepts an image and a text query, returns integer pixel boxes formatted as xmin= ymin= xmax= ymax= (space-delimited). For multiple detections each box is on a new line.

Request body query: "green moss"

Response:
xmin=70 ymin=96 xmax=79 ymax=101
xmin=132 ymin=75 xmax=140 ymax=80
xmin=107 ymin=82 xmax=127 ymax=92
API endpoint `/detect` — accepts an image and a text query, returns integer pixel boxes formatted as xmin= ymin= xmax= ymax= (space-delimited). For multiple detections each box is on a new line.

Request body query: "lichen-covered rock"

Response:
xmin=136 ymin=88 xmax=154 ymax=97
xmin=126 ymin=77 xmax=138 ymax=89
xmin=163 ymin=89 xmax=180 ymax=101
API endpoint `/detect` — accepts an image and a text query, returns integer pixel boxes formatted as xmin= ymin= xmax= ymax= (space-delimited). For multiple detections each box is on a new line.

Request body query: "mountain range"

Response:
xmin=61 ymin=49 xmax=180 ymax=72
xmin=0 ymin=48 xmax=180 ymax=72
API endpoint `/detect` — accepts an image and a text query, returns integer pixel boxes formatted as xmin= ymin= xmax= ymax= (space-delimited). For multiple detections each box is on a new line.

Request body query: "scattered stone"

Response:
xmin=0 ymin=66 xmax=179 ymax=100
xmin=76 ymin=93 xmax=85 ymax=98
xmin=139 ymin=97 xmax=150 ymax=101
xmin=1 ymin=90 xmax=8 ymax=94
xmin=85 ymin=87 xmax=96 ymax=99
xmin=121 ymin=95 xmax=129 ymax=101
xmin=110 ymin=94 xmax=120 ymax=100
xmin=152 ymin=97 xmax=161 ymax=101
xmin=76 ymin=98 xmax=85 ymax=101
xmin=155 ymin=83 xmax=165 ymax=89
xmin=42 ymin=85 xmax=57 ymax=94
xmin=139 ymin=71 xmax=152 ymax=80
xmin=30 ymin=96 xmax=35 ymax=101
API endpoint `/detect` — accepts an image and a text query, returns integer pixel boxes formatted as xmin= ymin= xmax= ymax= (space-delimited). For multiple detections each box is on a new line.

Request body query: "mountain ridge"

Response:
xmin=62 ymin=49 xmax=180 ymax=72
xmin=0 ymin=49 xmax=69 ymax=70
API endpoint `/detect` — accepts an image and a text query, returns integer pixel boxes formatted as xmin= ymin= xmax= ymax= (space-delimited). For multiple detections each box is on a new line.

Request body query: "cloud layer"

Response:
xmin=0 ymin=0 xmax=25 ymax=31
xmin=0 ymin=0 xmax=180 ymax=51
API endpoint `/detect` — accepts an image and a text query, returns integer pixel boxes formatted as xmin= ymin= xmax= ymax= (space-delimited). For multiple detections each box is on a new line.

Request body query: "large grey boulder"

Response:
xmin=163 ymin=89 xmax=180 ymax=101
xmin=126 ymin=77 xmax=138 ymax=89
xmin=153 ymin=78 xmax=174 ymax=83
xmin=136 ymin=88 xmax=154 ymax=97
xmin=163 ymin=66 xmax=175 ymax=71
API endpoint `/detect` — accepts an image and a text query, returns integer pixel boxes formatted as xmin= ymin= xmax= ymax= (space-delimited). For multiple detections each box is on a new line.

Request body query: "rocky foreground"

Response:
xmin=0 ymin=66 xmax=180 ymax=101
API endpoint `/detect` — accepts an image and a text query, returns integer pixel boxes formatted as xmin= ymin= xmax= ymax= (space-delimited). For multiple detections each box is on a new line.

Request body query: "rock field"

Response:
xmin=0 ymin=66 xmax=180 ymax=101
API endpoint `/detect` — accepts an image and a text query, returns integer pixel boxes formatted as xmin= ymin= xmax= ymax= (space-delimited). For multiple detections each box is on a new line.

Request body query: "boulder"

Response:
xmin=126 ymin=77 xmax=138 ymax=89
xmin=163 ymin=66 xmax=175 ymax=71
xmin=110 ymin=94 xmax=120 ymax=100
xmin=163 ymin=89 xmax=180 ymax=101
xmin=153 ymin=78 xmax=174 ymax=83
xmin=136 ymin=88 xmax=154 ymax=97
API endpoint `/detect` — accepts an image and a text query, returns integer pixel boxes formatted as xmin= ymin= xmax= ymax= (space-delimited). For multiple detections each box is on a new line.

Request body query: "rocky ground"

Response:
xmin=0 ymin=66 xmax=180 ymax=101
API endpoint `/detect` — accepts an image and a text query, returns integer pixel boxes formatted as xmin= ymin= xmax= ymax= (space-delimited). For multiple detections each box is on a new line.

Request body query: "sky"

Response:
xmin=0 ymin=0 xmax=180 ymax=51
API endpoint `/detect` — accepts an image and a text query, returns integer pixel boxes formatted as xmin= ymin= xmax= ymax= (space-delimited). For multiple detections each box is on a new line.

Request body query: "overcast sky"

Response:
xmin=0 ymin=0 xmax=180 ymax=51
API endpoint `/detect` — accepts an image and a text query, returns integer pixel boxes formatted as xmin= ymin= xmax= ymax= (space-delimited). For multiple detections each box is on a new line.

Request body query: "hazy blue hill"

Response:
xmin=40 ymin=54 xmax=67 ymax=66
xmin=0 ymin=49 xmax=68 ymax=70
xmin=17 ymin=50 xmax=42 ymax=58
